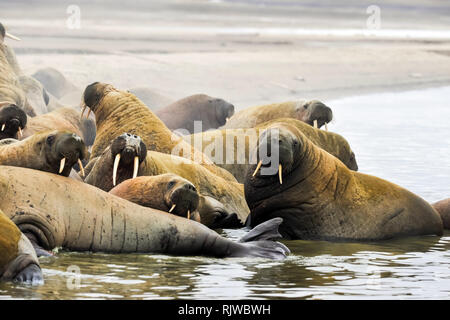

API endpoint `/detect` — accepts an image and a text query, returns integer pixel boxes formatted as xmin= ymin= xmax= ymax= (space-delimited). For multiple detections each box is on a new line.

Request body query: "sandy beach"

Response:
xmin=1 ymin=0 xmax=449 ymax=108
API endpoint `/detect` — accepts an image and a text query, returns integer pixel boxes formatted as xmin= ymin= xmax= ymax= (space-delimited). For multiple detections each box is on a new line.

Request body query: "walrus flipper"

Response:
xmin=235 ymin=218 xmax=290 ymax=260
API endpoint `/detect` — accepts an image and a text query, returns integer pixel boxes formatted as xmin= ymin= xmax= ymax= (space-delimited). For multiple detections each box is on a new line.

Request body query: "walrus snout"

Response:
xmin=52 ymin=133 xmax=88 ymax=176
xmin=301 ymin=100 xmax=333 ymax=129
xmin=0 ymin=104 xmax=27 ymax=140
xmin=82 ymin=82 xmax=113 ymax=112
xmin=167 ymin=182 xmax=200 ymax=219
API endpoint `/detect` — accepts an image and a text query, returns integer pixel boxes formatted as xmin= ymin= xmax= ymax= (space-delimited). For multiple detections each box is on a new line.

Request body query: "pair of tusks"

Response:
xmin=252 ymin=161 xmax=283 ymax=184
xmin=5 ymin=32 xmax=21 ymax=41
xmin=313 ymin=120 xmax=329 ymax=131
xmin=0 ymin=124 xmax=23 ymax=138
xmin=112 ymin=154 xmax=139 ymax=186
xmin=168 ymin=204 xmax=191 ymax=219
xmin=58 ymin=158 xmax=85 ymax=177
xmin=80 ymin=105 xmax=91 ymax=119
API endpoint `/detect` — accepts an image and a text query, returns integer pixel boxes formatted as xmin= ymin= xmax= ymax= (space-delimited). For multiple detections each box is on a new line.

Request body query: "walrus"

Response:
xmin=221 ymin=100 xmax=332 ymax=130
xmin=0 ymin=103 xmax=27 ymax=140
xmin=431 ymin=199 xmax=450 ymax=229
xmin=85 ymin=133 xmax=247 ymax=225
xmin=244 ymin=123 xmax=443 ymax=240
xmin=82 ymin=82 xmax=235 ymax=180
xmin=109 ymin=174 xmax=241 ymax=228
xmin=155 ymin=94 xmax=235 ymax=133
xmin=184 ymin=117 xmax=357 ymax=183
xmin=0 ymin=22 xmax=22 ymax=75
xmin=0 ymin=209 xmax=43 ymax=283
xmin=0 ymin=130 xmax=87 ymax=177
xmin=18 ymin=75 xmax=50 ymax=115
xmin=21 ymin=107 xmax=96 ymax=147
xmin=128 ymin=86 xmax=175 ymax=111
xmin=31 ymin=67 xmax=80 ymax=101
xmin=0 ymin=166 xmax=290 ymax=259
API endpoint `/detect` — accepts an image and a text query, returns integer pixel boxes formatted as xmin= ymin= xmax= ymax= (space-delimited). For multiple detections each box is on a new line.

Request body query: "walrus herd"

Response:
xmin=0 ymin=22 xmax=448 ymax=284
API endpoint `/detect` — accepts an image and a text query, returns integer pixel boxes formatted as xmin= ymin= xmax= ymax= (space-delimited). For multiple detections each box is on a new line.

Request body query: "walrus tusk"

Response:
xmin=324 ymin=122 xmax=328 ymax=131
xmin=5 ymin=32 xmax=21 ymax=41
xmin=59 ymin=158 xmax=66 ymax=174
xmin=1 ymin=124 xmax=4 ymax=131
xmin=187 ymin=210 xmax=190 ymax=220
xmin=18 ymin=127 xmax=23 ymax=138
xmin=80 ymin=105 xmax=86 ymax=119
xmin=252 ymin=160 xmax=262 ymax=177
xmin=313 ymin=120 xmax=318 ymax=129
xmin=278 ymin=164 xmax=283 ymax=185
xmin=113 ymin=153 xmax=121 ymax=186
xmin=132 ymin=156 xmax=139 ymax=179
xmin=78 ymin=159 xmax=85 ymax=177
xmin=169 ymin=204 xmax=176 ymax=213
xmin=86 ymin=108 xmax=92 ymax=119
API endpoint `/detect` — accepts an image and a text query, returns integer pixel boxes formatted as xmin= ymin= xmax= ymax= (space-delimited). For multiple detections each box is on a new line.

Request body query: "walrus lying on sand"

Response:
xmin=0 ymin=166 xmax=290 ymax=259
xmin=0 ymin=103 xmax=27 ymax=140
xmin=184 ymin=118 xmax=357 ymax=183
xmin=155 ymin=94 xmax=235 ymax=133
xmin=0 ymin=130 xmax=87 ymax=177
xmin=0 ymin=209 xmax=42 ymax=283
xmin=221 ymin=100 xmax=333 ymax=130
xmin=110 ymin=174 xmax=241 ymax=228
xmin=21 ymin=107 xmax=96 ymax=147
xmin=431 ymin=199 xmax=450 ymax=229
xmin=85 ymin=133 xmax=247 ymax=226
xmin=245 ymin=123 xmax=444 ymax=240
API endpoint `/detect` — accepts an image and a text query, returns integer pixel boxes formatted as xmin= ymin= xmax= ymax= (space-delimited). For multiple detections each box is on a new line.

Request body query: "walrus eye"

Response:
xmin=46 ymin=135 xmax=56 ymax=146
xmin=167 ymin=181 xmax=176 ymax=189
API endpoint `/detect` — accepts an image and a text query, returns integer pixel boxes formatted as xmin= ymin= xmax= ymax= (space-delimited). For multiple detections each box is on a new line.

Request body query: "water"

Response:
xmin=1 ymin=86 xmax=450 ymax=300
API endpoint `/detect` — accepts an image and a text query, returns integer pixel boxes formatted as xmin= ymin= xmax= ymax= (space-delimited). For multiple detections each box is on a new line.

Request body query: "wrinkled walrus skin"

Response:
xmin=82 ymin=82 xmax=235 ymax=181
xmin=0 ymin=166 xmax=289 ymax=259
xmin=245 ymin=123 xmax=443 ymax=241
xmin=184 ymin=117 xmax=357 ymax=183
xmin=0 ymin=209 xmax=43 ymax=283
xmin=221 ymin=100 xmax=332 ymax=130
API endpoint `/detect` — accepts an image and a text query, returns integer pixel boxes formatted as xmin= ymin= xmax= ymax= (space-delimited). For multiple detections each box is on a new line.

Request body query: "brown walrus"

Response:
xmin=221 ymin=100 xmax=333 ymax=130
xmin=155 ymin=94 xmax=235 ymax=133
xmin=184 ymin=117 xmax=357 ymax=183
xmin=431 ymin=199 xmax=450 ymax=229
xmin=244 ymin=123 xmax=443 ymax=240
xmin=0 ymin=103 xmax=27 ymax=140
xmin=81 ymin=82 xmax=234 ymax=181
xmin=109 ymin=174 xmax=241 ymax=228
xmin=0 ymin=130 xmax=87 ymax=177
xmin=21 ymin=107 xmax=97 ymax=147
xmin=0 ymin=209 xmax=42 ymax=283
xmin=85 ymin=133 xmax=247 ymax=226
xmin=109 ymin=174 xmax=202 ymax=223
xmin=0 ymin=166 xmax=290 ymax=259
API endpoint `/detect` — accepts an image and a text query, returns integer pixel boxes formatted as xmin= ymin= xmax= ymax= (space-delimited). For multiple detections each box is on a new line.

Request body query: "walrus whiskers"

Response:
xmin=112 ymin=153 xmax=121 ymax=186
xmin=278 ymin=164 xmax=283 ymax=184
xmin=5 ymin=32 xmax=21 ymax=41
xmin=78 ymin=159 xmax=85 ymax=177
xmin=59 ymin=157 xmax=66 ymax=174
xmin=132 ymin=156 xmax=139 ymax=179
xmin=169 ymin=204 xmax=176 ymax=213
xmin=252 ymin=160 xmax=262 ymax=177
xmin=313 ymin=120 xmax=318 ymax=128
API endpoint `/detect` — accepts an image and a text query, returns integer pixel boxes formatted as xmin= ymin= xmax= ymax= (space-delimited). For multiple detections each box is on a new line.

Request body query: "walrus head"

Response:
xmin=163 ymin=174 xmax=199 ymax=219
xmin=297 ymin=100 xmax=333 ymax=129
xmin=41 ymin=131 xmax=88 ymax=177
xmin=0 ymin=22 xmax=21 ymax=43
xmin=110 ymin=133 xmax=147 ymax=186
xmin=0 ymin=103 xmax=27 ymax=140
xmin=81 ymin=82 xmax=115 ymax=117
xmin=214 ymin=98 xmax=235 ymax=126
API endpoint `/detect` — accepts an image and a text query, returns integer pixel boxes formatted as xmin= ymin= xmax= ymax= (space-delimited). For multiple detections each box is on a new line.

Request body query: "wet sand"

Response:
xmin=1 ymin=0 xmax=450 ymax=107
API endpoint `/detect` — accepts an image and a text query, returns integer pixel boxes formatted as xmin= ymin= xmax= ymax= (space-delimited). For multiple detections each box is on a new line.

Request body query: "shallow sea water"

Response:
xmin=1 ymin=86 xmax=450 ymax=300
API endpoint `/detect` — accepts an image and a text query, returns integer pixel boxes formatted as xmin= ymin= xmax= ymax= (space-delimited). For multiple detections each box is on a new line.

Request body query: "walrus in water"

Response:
xmin=21 ymin=107 xmax=96 ymax=147
xmin=0 ymin=130 xmax=87 ymax=177
xmin=431 ymin=199 xmax=450 ymax=229
xmin=110 ymin=174 xmax=241 ymax=228
xmin=0 ymin=166 xmax=289 ymax=259
xmin=184 ymin=118 xmax=357 ymax=183
xmin=0 ymin=103 xmax=27 ymax=140
xmin=244 ymin=123 xmax=443 ymax=240
xmin=155 ymin=94 xmax=235 ymax=133
xmin=85 ymin=133 xmax=247 ymax=226
xmin=0 ymin=209 xmax=43 ymax=283
xmin=81 ymin=82 xmax=233 ymax=181
xmin=221 ymin=100 xmax=333 ymax=130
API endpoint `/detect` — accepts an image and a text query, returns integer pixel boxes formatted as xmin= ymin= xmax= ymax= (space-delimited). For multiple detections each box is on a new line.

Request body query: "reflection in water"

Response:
xmin=1 ymin=87 xmax=450 ymax=299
